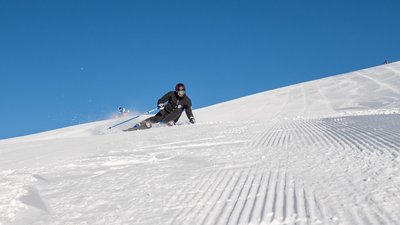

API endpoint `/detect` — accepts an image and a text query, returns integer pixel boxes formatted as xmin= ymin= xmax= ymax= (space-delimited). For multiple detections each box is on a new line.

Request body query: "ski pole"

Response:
xmin=108 ymin=108 xmax=158 ymax=130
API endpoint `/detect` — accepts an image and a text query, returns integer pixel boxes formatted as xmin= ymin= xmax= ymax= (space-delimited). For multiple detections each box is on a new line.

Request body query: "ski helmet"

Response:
xmin=175 ymin=83 xmax=186 ymax=91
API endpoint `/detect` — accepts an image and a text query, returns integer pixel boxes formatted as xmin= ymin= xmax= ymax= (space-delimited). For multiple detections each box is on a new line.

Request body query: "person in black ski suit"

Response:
xmin=137 ymin=83 xmax=196 ymax=128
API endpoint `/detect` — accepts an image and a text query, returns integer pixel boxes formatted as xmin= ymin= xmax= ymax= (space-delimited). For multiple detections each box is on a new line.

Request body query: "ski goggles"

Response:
xmin=177 ymin=90 xmax=185 ymax=95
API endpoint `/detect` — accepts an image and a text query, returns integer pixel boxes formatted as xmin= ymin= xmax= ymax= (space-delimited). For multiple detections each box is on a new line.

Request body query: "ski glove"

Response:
xmin=189 ymin=117 xmax=196 ymax=124
xmin=158 ymin=103 xmax=164 ymax=110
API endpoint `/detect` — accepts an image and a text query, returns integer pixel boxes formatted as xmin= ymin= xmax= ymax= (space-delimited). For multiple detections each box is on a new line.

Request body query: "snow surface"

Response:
xmin=1 ymin=62 xmax=400 ymax=225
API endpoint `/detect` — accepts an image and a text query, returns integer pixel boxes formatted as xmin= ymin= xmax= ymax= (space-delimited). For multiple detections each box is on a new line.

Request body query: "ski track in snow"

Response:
xmin=164 ymin=114 xmax=400 ymax=225
xmin=1 ymin=62 xmax=400 ymax=225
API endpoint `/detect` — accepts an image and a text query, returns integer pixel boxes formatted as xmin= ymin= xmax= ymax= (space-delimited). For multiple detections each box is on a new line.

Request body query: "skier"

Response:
xmin=129 ymin=83 xmax=196 ymax=130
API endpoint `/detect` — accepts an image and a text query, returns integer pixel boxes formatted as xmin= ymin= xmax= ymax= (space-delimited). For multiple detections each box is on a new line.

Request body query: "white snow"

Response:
xmin=1 ymin=62 xmax=400 ymax=225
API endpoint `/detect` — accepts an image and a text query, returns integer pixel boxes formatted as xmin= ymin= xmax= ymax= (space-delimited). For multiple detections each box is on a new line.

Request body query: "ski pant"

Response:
xmin=144 ymin=109 xmax=183 ymax=124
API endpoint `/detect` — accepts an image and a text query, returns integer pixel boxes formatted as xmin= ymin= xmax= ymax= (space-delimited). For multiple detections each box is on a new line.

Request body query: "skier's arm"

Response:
xmin=157 ymin=91 xmax=173 ymax=105
xmin=185 ymin=98 xmax=195 ymax=123
xmin=185 ymin=106 xmax=194 ymax=119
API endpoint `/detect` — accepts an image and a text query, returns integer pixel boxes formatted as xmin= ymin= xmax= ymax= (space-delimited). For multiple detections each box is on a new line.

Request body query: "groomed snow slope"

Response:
xmin=1 ymin=62 xmax=400 ymax=225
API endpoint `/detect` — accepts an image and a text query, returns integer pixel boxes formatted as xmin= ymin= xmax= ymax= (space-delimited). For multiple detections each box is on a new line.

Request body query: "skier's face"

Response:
xmin=177 ymin=90 xmax=185 ymax=97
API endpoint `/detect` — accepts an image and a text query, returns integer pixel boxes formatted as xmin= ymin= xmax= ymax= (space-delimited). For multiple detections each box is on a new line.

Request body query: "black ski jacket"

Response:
xmin=157 ymin=91 xmax=194 ymax=119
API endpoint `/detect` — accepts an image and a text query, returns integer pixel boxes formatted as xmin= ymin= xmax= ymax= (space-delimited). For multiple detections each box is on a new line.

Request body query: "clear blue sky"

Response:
xmin=1 ymin=0 xmax=399 ymax=139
